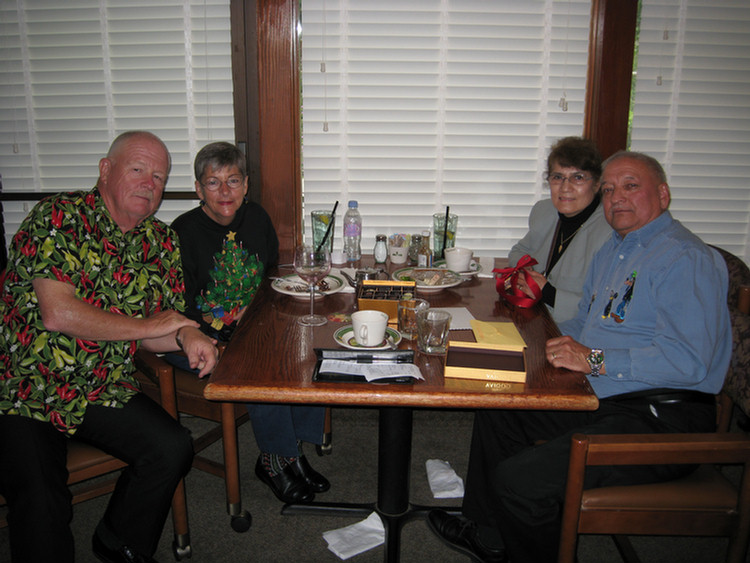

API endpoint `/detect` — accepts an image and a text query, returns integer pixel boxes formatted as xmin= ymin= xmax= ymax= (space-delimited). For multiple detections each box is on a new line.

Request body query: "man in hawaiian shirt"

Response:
xmin=0 ymin=131 xmax=219 ymax=563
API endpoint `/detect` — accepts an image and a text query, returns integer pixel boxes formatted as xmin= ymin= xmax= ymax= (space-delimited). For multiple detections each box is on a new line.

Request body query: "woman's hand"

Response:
xmin=517 ymin=268 xmax=547 ymax=298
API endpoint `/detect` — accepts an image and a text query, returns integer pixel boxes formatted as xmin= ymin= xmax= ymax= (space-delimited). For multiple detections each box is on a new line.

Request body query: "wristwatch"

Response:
xmin=586 ymin=348 xmax=604 ymax=377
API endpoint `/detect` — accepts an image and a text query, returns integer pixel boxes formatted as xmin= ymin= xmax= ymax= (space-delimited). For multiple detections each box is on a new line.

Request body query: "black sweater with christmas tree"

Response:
xmin=172 ymin=201 xmax=279 ymax=331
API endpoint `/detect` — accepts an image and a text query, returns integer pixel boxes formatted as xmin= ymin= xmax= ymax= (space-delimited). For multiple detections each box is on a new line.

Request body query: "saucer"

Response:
xmin=433 ymin=259 xmax=482 ymax=277
xmin=334 ymin=326 xmax=402 ymax=350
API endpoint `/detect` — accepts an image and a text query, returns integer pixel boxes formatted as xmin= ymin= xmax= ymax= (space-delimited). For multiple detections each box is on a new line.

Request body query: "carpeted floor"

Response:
xmin=0 ymin=407 xmax=734 ymax=562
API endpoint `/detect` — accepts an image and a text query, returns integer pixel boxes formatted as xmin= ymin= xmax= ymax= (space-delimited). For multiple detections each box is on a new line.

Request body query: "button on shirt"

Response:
xmin=559 ymin=212 xmax=731 ymax=399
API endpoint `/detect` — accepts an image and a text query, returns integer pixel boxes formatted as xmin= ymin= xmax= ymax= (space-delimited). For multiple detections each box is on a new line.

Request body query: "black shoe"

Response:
xmin=291 ymin=455 xmax=331 ymax=493
xmin=255 ymin=456 xmax=315 ymax=504
xmin=427 ymin=509 xmax=507 ymax=563
xmin=92 ymin=532 xmax=159 ymax=563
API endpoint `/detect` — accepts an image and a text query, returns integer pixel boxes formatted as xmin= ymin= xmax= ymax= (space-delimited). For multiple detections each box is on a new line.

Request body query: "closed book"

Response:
xmin=444 ymin=341 xmax=526 ymax=383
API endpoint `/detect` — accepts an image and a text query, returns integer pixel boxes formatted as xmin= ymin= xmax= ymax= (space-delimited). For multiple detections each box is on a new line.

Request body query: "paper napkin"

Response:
xmin=426 ymin=459 xmax=465 ymax=498
xmin=322 ymin=511 xmax=385 ymax=560
xmin=431 ymin=307 xmax=475 ymax=331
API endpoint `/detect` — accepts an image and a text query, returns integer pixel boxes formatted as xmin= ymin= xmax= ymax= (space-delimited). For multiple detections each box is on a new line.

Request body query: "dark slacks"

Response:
xmin=0 ymin=394 xmax=193 ymax=563
xmin=462 ymin=397 xmax=716 ymax=563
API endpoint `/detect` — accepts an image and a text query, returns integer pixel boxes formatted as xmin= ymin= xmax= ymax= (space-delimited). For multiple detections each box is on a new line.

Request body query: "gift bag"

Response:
xmin=493 ymin=255 xmax=542 ymax=308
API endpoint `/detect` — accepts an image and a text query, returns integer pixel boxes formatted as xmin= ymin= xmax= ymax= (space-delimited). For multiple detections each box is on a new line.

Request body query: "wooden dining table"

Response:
xmin=205 ymin=257 xmax=598 ymax=563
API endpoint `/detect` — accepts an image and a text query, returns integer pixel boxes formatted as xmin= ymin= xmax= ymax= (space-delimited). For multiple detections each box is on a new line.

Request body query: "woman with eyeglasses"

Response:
xmin=508 ymin=136 xmax=612 ymax=322
xmin=169 ymin=142 xmax=330 ymax=506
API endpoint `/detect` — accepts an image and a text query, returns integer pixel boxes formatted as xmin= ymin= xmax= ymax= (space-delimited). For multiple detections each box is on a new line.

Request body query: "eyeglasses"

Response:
xmin=201 ymin=176 xmax=244 ymax=191
xmin=545 ymin=172 xmax=593 ymax=186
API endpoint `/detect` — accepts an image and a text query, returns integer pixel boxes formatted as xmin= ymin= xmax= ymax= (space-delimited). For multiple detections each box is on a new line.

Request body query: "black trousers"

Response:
xmin=0 ymin=394 xmax=193 ymax=563
xmin=462 ymin=396 xmax=716 ymax=563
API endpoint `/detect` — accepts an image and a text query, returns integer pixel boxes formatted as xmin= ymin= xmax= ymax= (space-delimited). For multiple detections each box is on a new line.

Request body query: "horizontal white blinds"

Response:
xmin=300 ymin=0 xmax=592 ymax=257
xmin=0 ymin=0 xmax=234 ymax=246
xmin=629 ymin=0 xmax=750 ymax=262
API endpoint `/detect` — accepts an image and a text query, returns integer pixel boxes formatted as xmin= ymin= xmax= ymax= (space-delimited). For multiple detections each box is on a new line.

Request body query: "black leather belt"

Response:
xmin=609 ymin=388 xmax=715 ymax=406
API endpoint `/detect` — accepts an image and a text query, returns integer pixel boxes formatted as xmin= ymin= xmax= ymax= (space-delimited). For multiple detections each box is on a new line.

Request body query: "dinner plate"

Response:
xmin=334 ymin=325 xmax=402 ymax=351
xmin=391 ymin=267 xmax=465 ymax=293
xmin=433 ymin=259 xmax=483 ymax=277
xmin=271 ymin=274 xmax=345 ymax=300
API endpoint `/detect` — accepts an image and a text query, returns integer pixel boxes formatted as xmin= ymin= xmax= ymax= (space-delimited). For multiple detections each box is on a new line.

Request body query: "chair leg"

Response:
xmin=317 ymin=407 xmax=333 ymax=456
xmin=221 ymin=402 xmax=251 ymax=532
xmin=170 ymin=479 xmax=192 ymax=560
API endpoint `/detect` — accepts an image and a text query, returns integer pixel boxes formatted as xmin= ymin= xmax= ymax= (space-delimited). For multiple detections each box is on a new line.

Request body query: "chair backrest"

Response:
xmin=711 ymin=246 xmax=750 ymax=424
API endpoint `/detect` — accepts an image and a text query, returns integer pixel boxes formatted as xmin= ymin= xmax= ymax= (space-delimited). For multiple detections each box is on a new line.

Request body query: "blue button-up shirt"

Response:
xmin=559 ymin=212 xmax=731 ymax=399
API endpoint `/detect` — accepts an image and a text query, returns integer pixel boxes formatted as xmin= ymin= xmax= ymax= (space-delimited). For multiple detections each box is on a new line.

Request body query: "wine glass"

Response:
xmin=293 ymin=244 xmax=331 ymax=326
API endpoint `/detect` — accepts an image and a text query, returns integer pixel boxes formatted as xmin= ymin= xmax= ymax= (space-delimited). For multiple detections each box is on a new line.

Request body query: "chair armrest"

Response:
xmin=134 ymin=350 xmax=179 ymax=419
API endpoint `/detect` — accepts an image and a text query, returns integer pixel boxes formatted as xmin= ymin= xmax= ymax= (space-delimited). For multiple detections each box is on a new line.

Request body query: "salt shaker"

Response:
xmin=373 ymin=234 xmax=388 ymax=263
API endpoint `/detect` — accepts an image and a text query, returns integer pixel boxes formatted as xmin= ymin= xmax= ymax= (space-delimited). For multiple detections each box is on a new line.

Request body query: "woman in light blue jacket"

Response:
xmin=509 ymin=137 xmax=612 ymax=323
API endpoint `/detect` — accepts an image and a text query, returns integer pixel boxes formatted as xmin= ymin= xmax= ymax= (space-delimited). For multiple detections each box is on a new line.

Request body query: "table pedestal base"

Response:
xmin=280 ymin=407 xmax=460 ymax=563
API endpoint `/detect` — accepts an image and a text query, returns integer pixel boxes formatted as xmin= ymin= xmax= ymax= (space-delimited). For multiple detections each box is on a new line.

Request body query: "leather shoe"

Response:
xmin=255 ymin=456 xmax=314 ymax=504
xmin=92 ymin=531 xmax=159 ymax=563
xmin=291 ymin=455 xmax=330 ymax=493
xmin=427 ymin=509 xmax=507 ymax=563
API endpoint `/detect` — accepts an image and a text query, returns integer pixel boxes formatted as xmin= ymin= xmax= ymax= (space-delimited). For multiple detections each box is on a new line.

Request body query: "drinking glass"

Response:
xmin=293 ymin=244 xmax=331 ymax=326
xmin=432 ymin=213 xmax=458 ymax=259
xmin=311 ymin=210 xmax=335 ymax=253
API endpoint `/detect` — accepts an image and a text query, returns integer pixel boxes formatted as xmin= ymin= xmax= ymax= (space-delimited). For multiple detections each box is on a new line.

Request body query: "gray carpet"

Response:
xmin=0 ymin=408 xmax=734 ymax=562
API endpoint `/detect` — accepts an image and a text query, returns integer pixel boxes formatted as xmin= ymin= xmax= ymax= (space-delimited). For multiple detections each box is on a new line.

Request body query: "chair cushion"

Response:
xmin=582 ymin=465 xmax=738 ymax=510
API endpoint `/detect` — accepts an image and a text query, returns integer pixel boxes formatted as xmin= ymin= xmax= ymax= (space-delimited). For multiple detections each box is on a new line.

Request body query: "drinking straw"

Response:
xmin=316 ymin=200 xmax=338 ymax=253
xmin=441 ymin=206 xmax=450 ymax=259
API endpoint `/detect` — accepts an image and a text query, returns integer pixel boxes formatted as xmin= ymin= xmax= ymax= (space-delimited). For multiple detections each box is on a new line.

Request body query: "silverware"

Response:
xmin=385 ymin=334 xmax=399 ymax=350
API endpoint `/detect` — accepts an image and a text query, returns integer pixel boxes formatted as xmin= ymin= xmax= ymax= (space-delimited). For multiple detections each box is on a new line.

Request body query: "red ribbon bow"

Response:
xmin=493 ymin=254 xmax=542 ymax=308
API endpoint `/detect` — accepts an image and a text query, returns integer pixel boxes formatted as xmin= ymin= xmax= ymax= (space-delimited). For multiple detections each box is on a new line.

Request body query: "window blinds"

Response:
xmin=300 ymin=0 xmax=592 ymax=257
xmin=629 ymin=0 xmax=750 ymax=262
xmin=0 ymin=0 xmax=234 ymax=245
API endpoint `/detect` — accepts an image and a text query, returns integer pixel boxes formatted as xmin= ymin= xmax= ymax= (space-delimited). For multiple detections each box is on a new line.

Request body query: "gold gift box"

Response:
xmin=356 ymin=280 xmax=417 ymax=323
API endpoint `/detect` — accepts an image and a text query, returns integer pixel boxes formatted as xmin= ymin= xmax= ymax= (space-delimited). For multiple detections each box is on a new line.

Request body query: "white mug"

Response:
xmin=351 ymin=310 xmax=389 ymax=347
xmin=444 ymin=247 xmax=473 ymax=272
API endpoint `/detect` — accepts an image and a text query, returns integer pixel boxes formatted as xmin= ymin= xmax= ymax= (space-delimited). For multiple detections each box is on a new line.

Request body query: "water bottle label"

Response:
xmin=344 ymin=224 xmax=361 ymax=237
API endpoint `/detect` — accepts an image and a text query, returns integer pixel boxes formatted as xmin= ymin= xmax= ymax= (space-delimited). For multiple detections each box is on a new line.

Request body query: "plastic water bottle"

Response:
xmin=343 ymin=200 xmax=362 ymax=261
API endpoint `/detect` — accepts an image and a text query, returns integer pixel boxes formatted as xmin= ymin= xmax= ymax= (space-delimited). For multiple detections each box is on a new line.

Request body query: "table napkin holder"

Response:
xmin=444 ymin=341 xmax=527 ymax=383
xmin=356 ymin=280 xmax=417 ymax=323
xmin=312 ymin=348 xmax=417 ymax=384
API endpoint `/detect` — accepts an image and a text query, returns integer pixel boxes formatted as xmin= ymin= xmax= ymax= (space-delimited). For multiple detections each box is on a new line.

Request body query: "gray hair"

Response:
xmin=194 ymin=142 xmax=246 ymax=181
xmin=602 ymin=150 xmax=667 ymax=184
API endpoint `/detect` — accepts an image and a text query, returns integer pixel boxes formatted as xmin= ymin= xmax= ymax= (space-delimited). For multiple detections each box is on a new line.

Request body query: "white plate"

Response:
xmin=271 ymin=274 xmax=345 ymax=300
xmin=433 ymin=259 xmax=483 ymax=277
xmin=334 ymin=325 xmax=402 ymax=350
xmin=391 ymin=267 xmax=465 ymax=293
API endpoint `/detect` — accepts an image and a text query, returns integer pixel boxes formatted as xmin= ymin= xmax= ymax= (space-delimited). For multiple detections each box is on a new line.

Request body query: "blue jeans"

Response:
xmin=164 ymin=353 xmax=325 ymax=457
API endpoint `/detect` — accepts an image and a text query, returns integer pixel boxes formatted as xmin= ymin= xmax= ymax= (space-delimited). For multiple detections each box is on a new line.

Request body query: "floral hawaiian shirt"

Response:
xmin=0 ymin=189 xmax=186 ymax=434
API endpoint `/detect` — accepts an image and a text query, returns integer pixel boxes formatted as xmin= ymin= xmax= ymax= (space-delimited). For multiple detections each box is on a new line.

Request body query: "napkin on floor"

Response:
xmin=322 ymin=511 xmax=385 ymax=559
xmin=426 ymin=459 xmax=465 ymax=499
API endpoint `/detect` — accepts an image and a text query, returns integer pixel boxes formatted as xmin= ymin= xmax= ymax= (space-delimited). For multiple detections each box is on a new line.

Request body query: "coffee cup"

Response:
xmin=444 ymin=247 xmax=473 ymax=273
xmin=351 ymin=310 xmax=389 ymax=347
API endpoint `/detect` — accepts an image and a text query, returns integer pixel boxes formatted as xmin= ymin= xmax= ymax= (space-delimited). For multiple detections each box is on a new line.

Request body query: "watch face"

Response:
xmin=588 ymin=349 xmax=604 ymax=366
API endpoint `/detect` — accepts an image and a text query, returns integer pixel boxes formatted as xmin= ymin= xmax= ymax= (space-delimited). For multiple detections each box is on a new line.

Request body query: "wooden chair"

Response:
xmin=558 ymin=246 xmax=750 ymax=563
xmin=0 ymin=440 xmax=127 ymax=528
xmin=133 ymin=349 xmax=251 ymax=561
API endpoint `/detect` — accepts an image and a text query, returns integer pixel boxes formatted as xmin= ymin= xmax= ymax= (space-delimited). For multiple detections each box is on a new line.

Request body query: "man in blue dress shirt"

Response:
xmin=428 ymin=151 xmax=732 ymax=563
